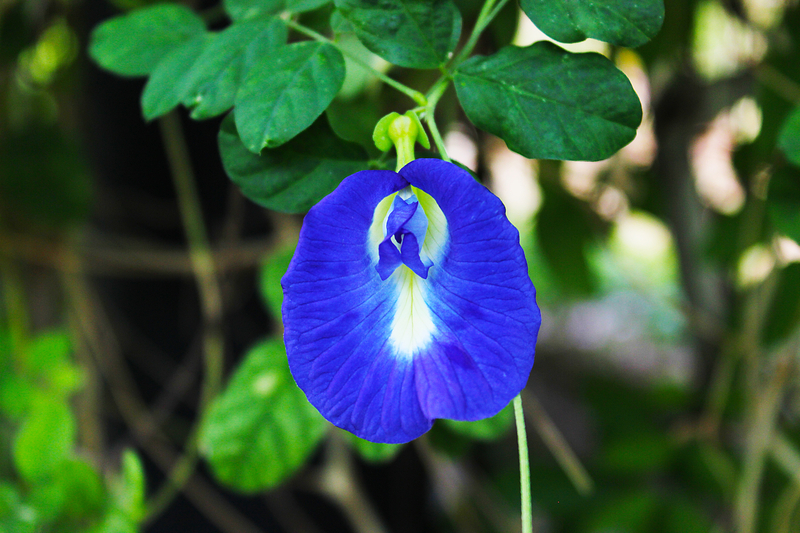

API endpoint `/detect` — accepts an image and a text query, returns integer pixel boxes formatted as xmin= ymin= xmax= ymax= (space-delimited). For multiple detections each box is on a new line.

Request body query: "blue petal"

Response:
xmin=282 ymin=160 xmax=541 ymax=443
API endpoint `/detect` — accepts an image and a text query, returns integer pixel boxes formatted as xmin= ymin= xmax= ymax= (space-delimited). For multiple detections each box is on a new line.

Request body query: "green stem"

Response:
xmin=514 ymin=394 xmax=533 ymax=533
xmin=147 ymin=112 xmax=226 ymax=519
xmin=423 ymin=77 xmax=452 ymax=161
xmin=283 ymin=19 xmax=427 ymax=106
xmin=452 ymin=0 xmax=507 ymax=66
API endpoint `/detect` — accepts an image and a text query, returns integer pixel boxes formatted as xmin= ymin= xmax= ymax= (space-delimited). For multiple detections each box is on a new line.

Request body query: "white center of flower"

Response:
xmin=369 ymin=185 xmax=450 ymax=358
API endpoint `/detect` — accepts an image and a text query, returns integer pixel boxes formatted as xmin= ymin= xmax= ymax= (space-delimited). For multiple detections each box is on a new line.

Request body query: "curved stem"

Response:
xmin=283 ymin=19 xmax=427 ymax=106
xmin=147 ymin=112 xmax=226 ymax=518
xmin=514 ymin=395 xmax=533 ymax=533
xmin=423 ymin=76 xmax=452 ymax=161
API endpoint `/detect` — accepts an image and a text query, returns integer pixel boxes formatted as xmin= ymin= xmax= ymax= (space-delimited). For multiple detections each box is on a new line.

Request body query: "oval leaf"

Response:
xmin=199 ymin=338 xmax=328 ymax=492
xmin=520 ymin=0 xmax=664 ymax=48
xmin=235 ymin=41 xmax=345 ymax=151
xmin=89 ymin=4 xmax=205 ymax=76
xmin=220 ymin=113 xmax=369 ymax=213
xmin=181 ymin=18 xmax=288 ymax=120
xmin=141 ymin=34 xmax=208 ymax=121
xmin=454 ymin=42 xmax=642 ymax=161
xmin=334 ymin=0 xmax=461 ymax=68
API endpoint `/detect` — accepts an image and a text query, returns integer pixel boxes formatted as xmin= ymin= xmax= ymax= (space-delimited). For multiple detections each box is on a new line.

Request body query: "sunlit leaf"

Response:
xmin=235 ymin=41 xmax=345 ymax=151
xmin=181 ymin=17 xmax=288 ymax=120
xmin=89 ymin=4 xmax=205 ymax=76
xmin=219 ymin=113 xmax=369 ymax=213
xmin=199 ymin=338 xmax=327 ymax=492
xmin=333 ymin=0 xmax=461 ymax=68
xmin=454 ymin=42 xmax=641 ymax=161
xmin=520 ymin=0 xmax=664 ymax=47
xmin=13 ymin=397 xmax=75 ymax=481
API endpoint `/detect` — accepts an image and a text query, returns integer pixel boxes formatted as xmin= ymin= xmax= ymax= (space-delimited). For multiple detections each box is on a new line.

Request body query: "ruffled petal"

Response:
xmin=282 ymin=159 xmax=540 ymax=443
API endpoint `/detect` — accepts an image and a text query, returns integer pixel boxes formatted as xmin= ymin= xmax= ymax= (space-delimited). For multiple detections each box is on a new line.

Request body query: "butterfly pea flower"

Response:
xmin=282 ymin=158 xmax=541 ymax=443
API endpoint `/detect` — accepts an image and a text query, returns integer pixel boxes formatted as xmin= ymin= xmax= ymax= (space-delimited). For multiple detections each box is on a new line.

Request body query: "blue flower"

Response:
xmin=282 ymin=158 xmax=541 ymax=443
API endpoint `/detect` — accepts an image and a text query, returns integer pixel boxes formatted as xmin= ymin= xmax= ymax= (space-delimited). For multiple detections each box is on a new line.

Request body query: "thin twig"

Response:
xmin=522 ymin=390 xmax=594 ymax=496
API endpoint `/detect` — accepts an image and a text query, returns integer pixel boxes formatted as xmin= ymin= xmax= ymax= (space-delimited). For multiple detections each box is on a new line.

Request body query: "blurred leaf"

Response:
xmin=259 ymin=244 xmax=297 ymax=323
xmin=235 ymin=41 xmax=345 ymax=151
xmin=288 ymin=0 xmax=331 ymax=12
xmin=763 ymin=264 xmax=800 ymax=346
xmin=0 ymin=374 xmax=36 ymax=419
xmin=181 ymin=17 xmax=288 ymax=120
xmin=767 ymin=167 xmax=800 ymax=243
xmin=27 ymin=330 xmax=83 ymax=396
xmin=663 ymin=497 xmax=713 ymax=533
xmin=520 ymin=0 xmax=664 ymax=48
xmin=89 ymin=4 xmax=205 ymax=77
xmin=141 ymin=34 xmax=208 ymax=120
xmin=0 ymin=482 xmax=37 ymax=533
xmin=343 ymin=431 xmax=403 ymax=462
xmin=598 ymin=430 xmax=675 ymax=475
xmin=443 ymin=401 xmax=514 ymax=440
xmin=333 ymin=0 xmax=461 ymax=68
xmin=536 ymin=177 xmax=597 ymax=296
xmin=13 ymin=397 xmax=75 ymax=482
xmin=224 ymin=0 xmax=282 ymax=19
xmin=454 ymin=42 xmax=641 ymax=161
xmin=28 ymin=457 xmax=105 ymax=522
xmin=199 ymin=338 xmax=327 ymax=492
xmin=0 ymin=128 xmax=91 ymax=229
xmin=778 ymin=105 xmax=800 ymax=167
xmin=583 ymin=491 xmax=659 ymax=533
xmin=219 ymin=113 xmax=369 ymax=213
xmin=113 ymin=450 xmax=146 ymax=523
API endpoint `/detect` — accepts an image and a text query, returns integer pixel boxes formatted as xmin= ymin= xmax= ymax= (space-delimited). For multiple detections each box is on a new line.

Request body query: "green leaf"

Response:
xmin=778 ymin=105 xmax=800 ymax=167
xmin=199 ymin=338 xmax=327 ymax=492
xmin=288 ymin=0 xmax=331 ymax=12
xmin=28 ymin=457 xmax=105 ymax=522
xmin=224 ymin=0 xmax=282 ymax=21
xmin=115 ymin=450 xmax=146 ymax=523
xmin=767 ymin=167 xmax=800 ymax=243
xmin=442 ymin=402 xmax=514 ymax=440
xmin=89 ymin=4 xmax=205 ymax=76
xmin=519 ymin=0 xmax=664 ymax=48
xmin=0 ymin=483 xmax=37 ymax=533
xmin=259 ymin=244 xmax=297 ymax=323
xmin=181 ymin=17 xmax=288 ymax=120
xmin=141 ymin=34 xmax=208 ymax=121
xmin=219 ymin=113 xmax=369 ymax=213
xmin=333 ymin=0 xmax=461 ymax=68
xmin=28 ymin=330 xmax=83 ymax=396
xmin=13 ymin=397 xmax=75 ymax=481
xmin=343 ymin=431 xmax=402 ymax=463
xmin=454 ymin=42 xmax=642 ymax=161
xmin=235 ymin=41 xmax=345 ymax=151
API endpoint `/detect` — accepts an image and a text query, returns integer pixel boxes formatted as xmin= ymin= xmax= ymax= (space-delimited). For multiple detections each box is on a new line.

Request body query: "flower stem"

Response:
xmin=513 ymin=394 xmax=533 ymax=533
xmin=283 ymin=19 xmax=427 ymax=106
